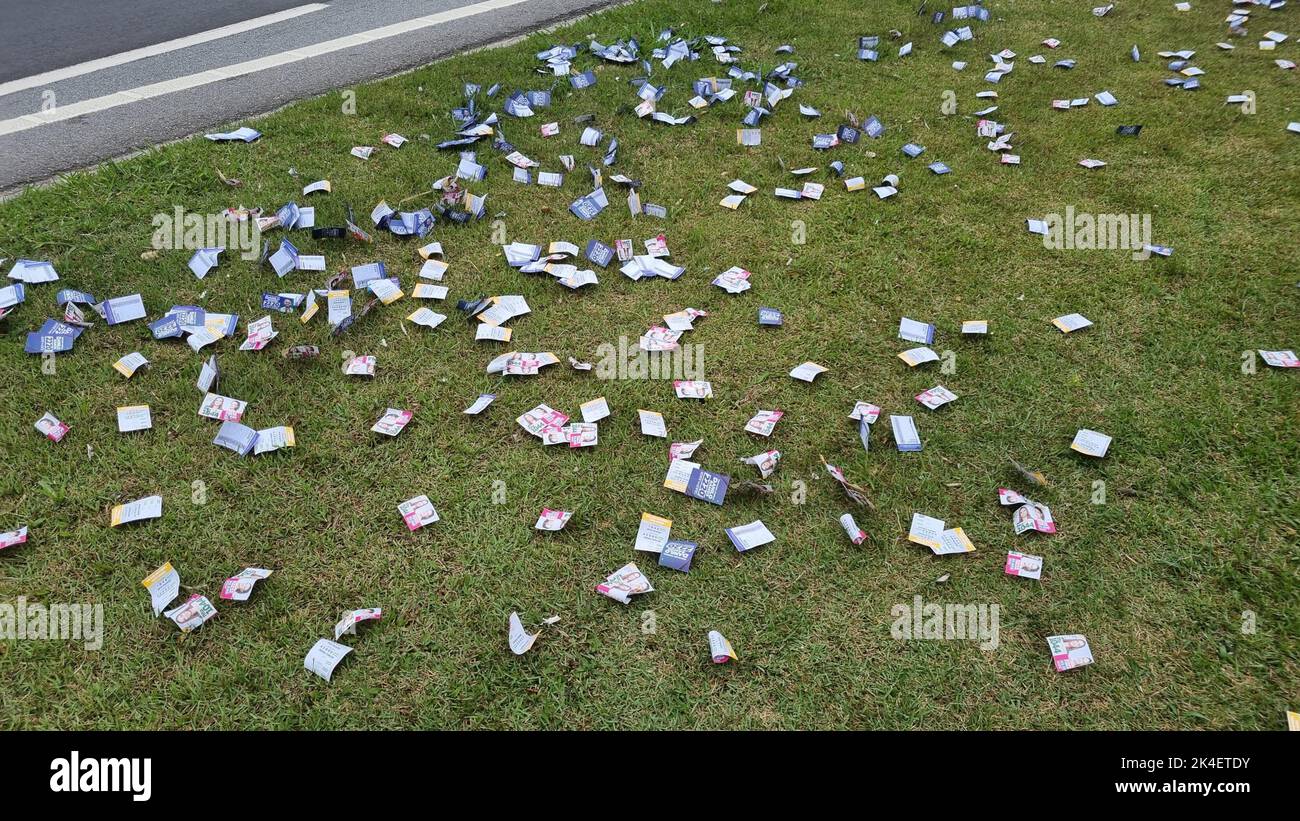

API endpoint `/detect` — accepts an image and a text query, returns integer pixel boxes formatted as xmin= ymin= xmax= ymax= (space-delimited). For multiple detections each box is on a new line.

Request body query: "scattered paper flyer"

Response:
xmin=141 ymin=561 xmax=180 ymax=615
xmin=907 ymin=513 xmax=945 ymax=550
xmin=1070 ymin=428 xmax=1112 ymax=457
xmin=372 ymin=408 xmax=413 ymax=437
xmin=1047 ymin=634 xmax=1094 ymax=671
xmin=635 ymin=512 xmax=672 ymax=553
xmin=112 ymin=351 xmax=149 ymax=378
xmin=708 ymin=630 xmax=736 ymax=664
xmin=116 ymin=404 xmax=152 ymax=432
xmin=596 ymin=562 xmax=653 ymax=604
xmin=398 ymin=495 xmax=439 ymax=530
xmin=334 ymin=608 xmax=382 ymax=640
xmin=164 ymin=594 xmax=218 ymax=633
xmin=35 ymin=412 xmax=69 ymax=442
xmin=638 ymin=409 xmax=667 ymax=438
xmin=221 ymin=568 xmax=273 ymax=601
xmin=304 ymin=638 xmax=353 ymax=682
xmin=463 ymin=394 xmax=496 ymax=414
xmin=840 ymin=513 xmax=867 ymax=545
xmin=1052 ymin=313 xmax=1093 ymax=333
xmin=789 ymin=362 xmax=828 ymax=382
xmin=113 ymin=495 xmax=162 ymax=527
xmin=508 ymin=611 xmax=538 ymax=655
xmin=745 ymin=409 xmax=783 ymax=437
xmin=535 ymin=508 xmax=572 ymax=531
xmin=1005 ymin=551 xmax=1043 ymax=580
xmin=725 ymin=520 xmax=775 ymax=552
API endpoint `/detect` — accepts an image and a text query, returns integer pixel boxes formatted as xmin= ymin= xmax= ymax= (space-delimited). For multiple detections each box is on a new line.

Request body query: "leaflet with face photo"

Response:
xmin=35 ymin=412 xmax=69 ymax=442
xmin=517 ymin=404 xmax=569 ymax=438
xmin=596 ymin=562 xmax=653 ymax=604
xmin=745 ymin=409 xmax=783 ymax=437
xmin=1047 ymin=634 xmax=1093 ymax=671
xmin=0 ymin=527 xmax=28 ymax=550
xmin=305 ymin=638 xmax=353 ymax=681
xmin=141 ymin=561 xmax=180 ymax=614
xmin=372 ymin=408 xmax=413 ymax=437
xmin=165 ymin=594 xmax=217 ymax=633
xmin=725 ymin=520 xmax=775 ymax=552
xmin=850 ymin=402 xmax=881 ymax=424
xmin=534 ymin=508 xmax=572 ymax=531
xmin=1258 ymin=350 xmax=1299 ymax=368
xmin=219 ymin=568 xmax=272 ymax=602
xmin=398 ymin=495 xmax=439 ymax=531
xmin=740 ymin=449 xmax=781 ymax=479
xmin=916 ymin=386 xmax=958 ymax=410
xmin=669 ymin=439 xmax=702 ymax=462
xmin=117 ymin=405 xmax=152 ymax=433
xmin=712 ymin=266 xmax=752 ymax=293
xmin=1005 ymin=551 xmax=1043 ymax=580
xmin=334 ymin=608 xmax=382 ymax=641
xmin=344 ymin=355 xmax=376 ymax=377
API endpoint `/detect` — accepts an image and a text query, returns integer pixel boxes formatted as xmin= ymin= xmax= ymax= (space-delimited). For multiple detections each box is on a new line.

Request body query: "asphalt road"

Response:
xmin=0 ymin=0 xmax=621 ymax=193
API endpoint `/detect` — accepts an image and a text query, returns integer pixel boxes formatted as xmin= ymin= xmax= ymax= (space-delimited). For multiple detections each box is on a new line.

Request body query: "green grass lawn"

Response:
xmin=1 ymin=0 xmax=1296 ymax=729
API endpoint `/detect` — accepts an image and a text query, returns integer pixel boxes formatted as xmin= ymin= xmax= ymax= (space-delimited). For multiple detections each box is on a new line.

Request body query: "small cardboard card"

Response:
xmin=508 ymin=612 xmax=538 ymax=655
xmin=579 ymin=397 xmax=610 ymax=423
xmin=164 ymin=594 xmax=217 ymax=633
xmin=345 ymin=354 xmax=376 ymax=376
xmin=334 ymin=608 xmax=382 ymax=640
xmin=907 ymin=513 xmax=945 ymax=550
xmin=141 ymin=561 xmax=180 ymax=614
xmin=220 ymin=568 xmax=273 ymax=601
xmin=596 ymin=562 xmax=653 ymax=604
xmin=398 ymin=495 xmax=439 ymax=530
xmin=708 ymin=630 xmax=736 ymax=663
xmin=1047 ymin=634 xmax=1093 ymax=671
xmin=1070 ymin=428 xmax=1112 ymax=457
xmin=685 ymin=467 xmax=730 ymax=505
xmin=962 ymin=320 xmax=988 ymax=335
xmin=1005 ymin=551 xmax=1043 ymax=580
xmin=304 ymin=638 xmax=353 ymax=681
xmin=213 ymin=420 xmax=258 ymax=455
xmin=839 ymin=513 xmax=867 ymax=545
xmin=1052 ymin=313 xmax=1093 ymax=333
xmin=789 ymin=362 xmax=828 ymax=382
xmin=899 ymin=317 xmax=935 ymax=344
xmin=372 ymin=408 xmax=413 ymax=437
xmin=535 ymin=508 xmax=572 ymax=531
xmin=659 ymin=539 xmax=698 ymax=572
xmin=112 ymin=351 xmax=149 ymax=378
xmin=35 ymin=412 xmax=69 ymax=442
xmin=744 ymin=409 xmax=783 ymax=437
xmin=116 ymin=405 xmax=152 ymax=433
xmin=891 ymin=415 xmax=922 ymax=451
xmin=635 ymin=513 xmax=672 ymax=553
xmin=638 ymin=409 xmax=667 ymax=438
xmin=725 ymin=520 xmax=775 ymax=552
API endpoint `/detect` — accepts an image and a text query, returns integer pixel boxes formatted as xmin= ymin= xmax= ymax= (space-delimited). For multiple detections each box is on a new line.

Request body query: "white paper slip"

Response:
xmin=141 ymin=561 xmax=180 ymax=615
xmin=915 ymin=386 xmax=958 ymax=410
xmin=253 ymin=426 xmax=295 ymax=454
xmin=406 ymin=307 xmax=447 ymax=329
xmin=463 ymin=394 xmax=496 ymax=415
xmin=113 ymin=495 xmax=162 ymax=527
xmin=725 ymin=520 xmax=775 ymax=552
xmin=907 ymin=513 xmax=945 ymax=549
xmin=334 ymin=608 xmax=382 ymax=640
xmin=112 ymin=351 xmax=149 ymax=378
xmin=708 ymin=630 xmax=736 ymax=663
xmin=116 ymin=405 xmax=152 ymax=432
xmin=898 ymin=346 xmax=940 ymax=367
xmin=891 ymin=415 xmax=922 ymax=451
xmin=419 ymin=259 xmax=448 ymax=280
xmin=1052 ymin=313 xmax=1093 ymax=333
xmin=508 ymin=612 xmax=538 ymax=655
xmin=962 ymin=320 xmax=988 ymax=335
xmin=412 ymin=283 xmax=448 ymax=300
xmin=898 ymin=317 xmax=935 ymax=344
xmin=638 ymin=409 xmax=667 ymax=438
xmin=789 ymin=361 xmax=828 ymax=382
xmin=580 ymin=397 xmax=610 ymax=423
xmin=1070 ymin=428 xmax=1112 ymax=457
xmin=934 ymin=527 xmax=976 ymax=556
xmin=635 ymin=513 xmax=673 ymax=553
xmin=305 ymin=639 xmax=353 ymax=682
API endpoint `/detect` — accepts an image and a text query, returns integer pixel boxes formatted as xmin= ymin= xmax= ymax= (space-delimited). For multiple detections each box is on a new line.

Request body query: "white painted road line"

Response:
xmin=0 ymin=4 xmax=331 ymax=99
xmin=0 ymin=0 xmax=536 ymax=137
